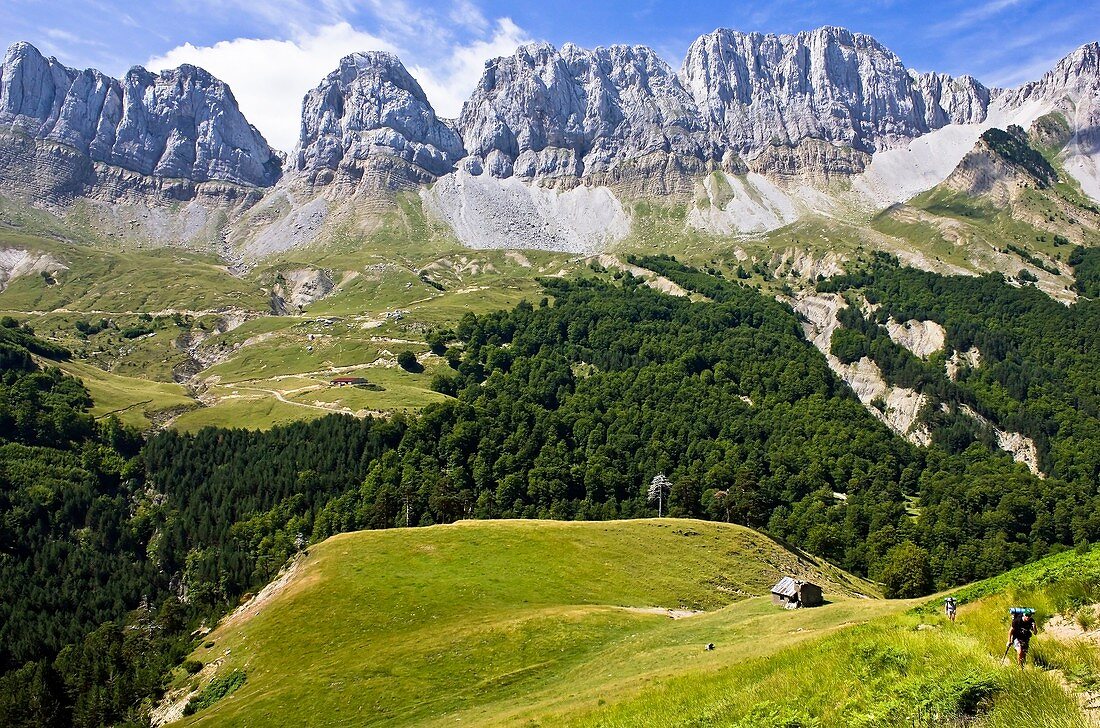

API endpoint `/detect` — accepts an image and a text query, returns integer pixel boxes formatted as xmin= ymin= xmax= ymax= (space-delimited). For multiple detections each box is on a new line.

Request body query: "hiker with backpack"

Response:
xmin=1005 ymin=608 xmax=1038 ymax=668
xmin=944 ymin=597 xmax=957 ymax=623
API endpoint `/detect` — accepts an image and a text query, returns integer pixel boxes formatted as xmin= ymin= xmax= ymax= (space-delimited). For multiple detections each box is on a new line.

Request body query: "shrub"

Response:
xmin=397 ymin=350 xmax=421 ymax=372
xmin=878 ymin=541 xmax=934 ymax=598
xmin=182 ymin=670 xmax=247 ymax=716
xmin=182 ymin=659 xmax=203 ymax=675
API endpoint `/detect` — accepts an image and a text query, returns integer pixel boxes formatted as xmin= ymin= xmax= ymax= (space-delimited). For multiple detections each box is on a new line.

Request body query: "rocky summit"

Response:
xmin=0 ymin=41 xmax=281 ymax=205
xmin=0 ymin=27 xmax=1098 ymax=255
xmin=296 ymin=51 xmax=465 ymax=193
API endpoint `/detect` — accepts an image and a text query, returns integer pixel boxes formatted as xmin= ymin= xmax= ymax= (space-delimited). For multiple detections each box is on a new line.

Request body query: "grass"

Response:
xmin=173 ymin=519 xmax=883 ymax=727
xmin=170 ymin=396 xmax=329 ymax=433
xmin=285 ymin=365 xmax=451 ymax=412
xmin=0 ymin=230 xmax=268 ymax=313
xmin=52 ymin=358 xmax=195 ymax=430
xmin=171 ymin=524 xmax=1100 ymax=728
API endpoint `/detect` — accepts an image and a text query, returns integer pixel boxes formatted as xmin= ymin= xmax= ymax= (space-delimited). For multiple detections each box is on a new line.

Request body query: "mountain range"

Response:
xmin=2 ymin=27 xmax=1098 ymax=258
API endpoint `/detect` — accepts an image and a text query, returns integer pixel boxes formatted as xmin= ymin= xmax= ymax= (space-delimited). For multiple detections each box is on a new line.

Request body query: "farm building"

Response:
xmin=331 ymin=376 xmax=369 ymax=387
xmin=770 ymin=577 xmax=823 ymax=609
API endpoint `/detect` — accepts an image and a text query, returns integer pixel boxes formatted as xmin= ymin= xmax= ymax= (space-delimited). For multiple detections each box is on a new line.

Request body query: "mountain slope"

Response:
xmin=567 ymin=544 xmax=1100 ymax=727
xmin=166 ymin=522 xmax=1100 ymax=727
xmin=163 ymin=519 xmax=882 ymax=727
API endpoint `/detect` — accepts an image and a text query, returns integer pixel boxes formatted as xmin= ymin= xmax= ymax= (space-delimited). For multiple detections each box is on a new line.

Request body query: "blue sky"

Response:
xmin=2 ymin=0 xmax=1096 ymax=151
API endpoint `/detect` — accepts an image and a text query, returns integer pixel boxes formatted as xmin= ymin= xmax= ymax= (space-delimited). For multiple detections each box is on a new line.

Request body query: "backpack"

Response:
xmin=1009 ymin=608 xmax=1035 ymax=639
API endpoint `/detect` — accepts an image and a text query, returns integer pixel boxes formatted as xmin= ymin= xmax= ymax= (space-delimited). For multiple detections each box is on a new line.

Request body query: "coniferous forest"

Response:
xmin=2 ymin=252 xmax=1100 ymax=725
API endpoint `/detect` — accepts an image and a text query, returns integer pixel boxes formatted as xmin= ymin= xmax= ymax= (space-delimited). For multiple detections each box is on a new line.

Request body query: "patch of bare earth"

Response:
xmin=1044 ymin=604 xmax=1100 ymax=725
xmin=617 ymin=607 xmax=706 ymax=619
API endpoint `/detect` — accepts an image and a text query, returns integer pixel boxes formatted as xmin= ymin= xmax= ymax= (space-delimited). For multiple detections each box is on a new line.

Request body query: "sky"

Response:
xmin=2 ymin=1 xmax=1097 ymax=152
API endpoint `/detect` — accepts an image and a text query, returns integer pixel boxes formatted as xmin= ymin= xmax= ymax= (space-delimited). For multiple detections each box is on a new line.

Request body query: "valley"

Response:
xmin=1 ymin=15 xmax=1100 ymax=728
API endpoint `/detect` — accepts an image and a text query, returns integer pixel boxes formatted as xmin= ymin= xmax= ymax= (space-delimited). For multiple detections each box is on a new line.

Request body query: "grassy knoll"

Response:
xmin=566 ymin=548 xmax=1100 ymax=728
xmin=171 ymin=519 xmax=881 ymax=727
xmin=53 ymin=358 xmax=196 ymax=430
xmin=169 ymin=521 xmax=1100 ymax=727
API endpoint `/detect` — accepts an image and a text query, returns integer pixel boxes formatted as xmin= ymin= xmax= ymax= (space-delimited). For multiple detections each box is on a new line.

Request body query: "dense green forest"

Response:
xmin=814 ymin=249 xmax=1100 ymax=585
xmin=2 ymin=252 xmax=1099 ymax=725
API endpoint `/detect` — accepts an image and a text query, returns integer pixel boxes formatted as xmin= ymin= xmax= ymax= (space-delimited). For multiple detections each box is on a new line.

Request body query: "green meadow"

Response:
xmin=169 ymin=520 xmax=1100 ymax=728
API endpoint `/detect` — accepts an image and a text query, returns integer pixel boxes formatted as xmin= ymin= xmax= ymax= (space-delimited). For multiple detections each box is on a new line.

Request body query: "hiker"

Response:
xmin=944 ymin=597 xmax=957 ymax=623
xmin=1007 ymin=609 xmax=1038 ymax=668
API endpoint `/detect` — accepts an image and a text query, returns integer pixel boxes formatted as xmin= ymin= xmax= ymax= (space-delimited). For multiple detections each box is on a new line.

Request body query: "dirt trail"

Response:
xmin=617 ymin=606 xmax=706 ymax=619
xmin=1040 ymin=604 xmax=1100 ymax=725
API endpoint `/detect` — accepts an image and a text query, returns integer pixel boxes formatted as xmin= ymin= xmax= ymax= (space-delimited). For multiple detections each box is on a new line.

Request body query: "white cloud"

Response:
xmin=412 ymin=18 xmax=531 ymax=120
xmin=146 ymin=9 xmax=531 ymax=153
xmin=147 ymin=23 xmax=396 ymax=152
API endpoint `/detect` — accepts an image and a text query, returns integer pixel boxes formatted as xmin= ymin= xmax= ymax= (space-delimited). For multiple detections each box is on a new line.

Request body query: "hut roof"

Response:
xmin=771 ymin=576 xmax=801 ymax=598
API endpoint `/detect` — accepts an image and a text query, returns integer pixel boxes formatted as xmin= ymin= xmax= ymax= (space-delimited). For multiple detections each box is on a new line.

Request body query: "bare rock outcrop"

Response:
xmin=295 ymin=52 xmax=465 ymax=193
xmin=457 ymin=42 xmax=731 ymax=194
xmin=680 ymin=27 xmax=990 ymax=174
xmin=0 ymin=246 xmax=67 ymax=291
xmin=789 ymin=292 xmax=932 ymax=446
xmin=270 ymin=268 xmax=335 ymax=314
xmin=0 ymin=41 xmax=281 ymax=205
xmin=885 ymin=319 xmax=946 ymax=359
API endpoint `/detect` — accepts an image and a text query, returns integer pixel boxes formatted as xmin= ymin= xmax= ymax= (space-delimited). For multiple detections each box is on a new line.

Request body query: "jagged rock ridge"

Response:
xmin=295 ymin=52 xmax=465 ymax=192
xmin=997 ymin=42 xmax=1100 ymax=202
xmin=457 ymin=42 xmax=735 ymax=193
xmin=0 ymin=42 xmax=281 ymax=204
xmin=680 ymin=27 xmax=991 ymax=176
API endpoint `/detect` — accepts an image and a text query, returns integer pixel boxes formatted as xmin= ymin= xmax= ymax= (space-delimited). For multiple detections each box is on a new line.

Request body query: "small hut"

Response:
xmin=770 ymin=577 xmax=823 ymax=609
xmin=331 ymin=376 xmax=369 ymax=387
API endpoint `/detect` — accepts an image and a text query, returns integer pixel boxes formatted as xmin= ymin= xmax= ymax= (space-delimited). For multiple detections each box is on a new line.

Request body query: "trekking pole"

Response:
xmin=1000 ymin=642 xmax=1012 ymax=666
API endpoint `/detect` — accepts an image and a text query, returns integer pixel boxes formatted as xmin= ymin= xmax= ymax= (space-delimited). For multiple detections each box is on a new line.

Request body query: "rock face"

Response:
xmin=944 ymin=126 xmax=1059 ymax=207
xmin=271 ymin=268 xmax=335 ymax=314
xmin=296 ymin=52 xmax=465 ymax=192
xmin=457 ymin=42 xmax=730 ymax=194
xmin=0 ymin=42 xmax=281 ymax=204
xmin=998 ymin=42 xmax=1100 ymax=202
xmin=680 ymin=27 xmax=990 ymax=175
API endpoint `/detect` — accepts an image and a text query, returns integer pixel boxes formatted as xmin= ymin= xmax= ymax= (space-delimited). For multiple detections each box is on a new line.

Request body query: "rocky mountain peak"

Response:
xmin=998 ymin=41 xmax=1100 ymax=106
xmin=0 ymin=40 xmax=281 ymax=201
xmin=681 ymin=26 xmax=991 ymax=170
xmin=295 ymin=50 xmax=465 ymax=190
xmin=457 ymin=40 xmax=729 ymax=193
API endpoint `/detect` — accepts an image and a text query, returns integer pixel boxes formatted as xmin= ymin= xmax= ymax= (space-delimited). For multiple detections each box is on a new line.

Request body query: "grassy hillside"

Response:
xmin=53 ymin=358 xmax=196 ymax=429
xmin=168 ymin=519 xmax=882 ymax=727
xmin=564 ymin=546 xmax=1100 ymax=727
xmin=168 ymin=522 xmax=1100 ymax=727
